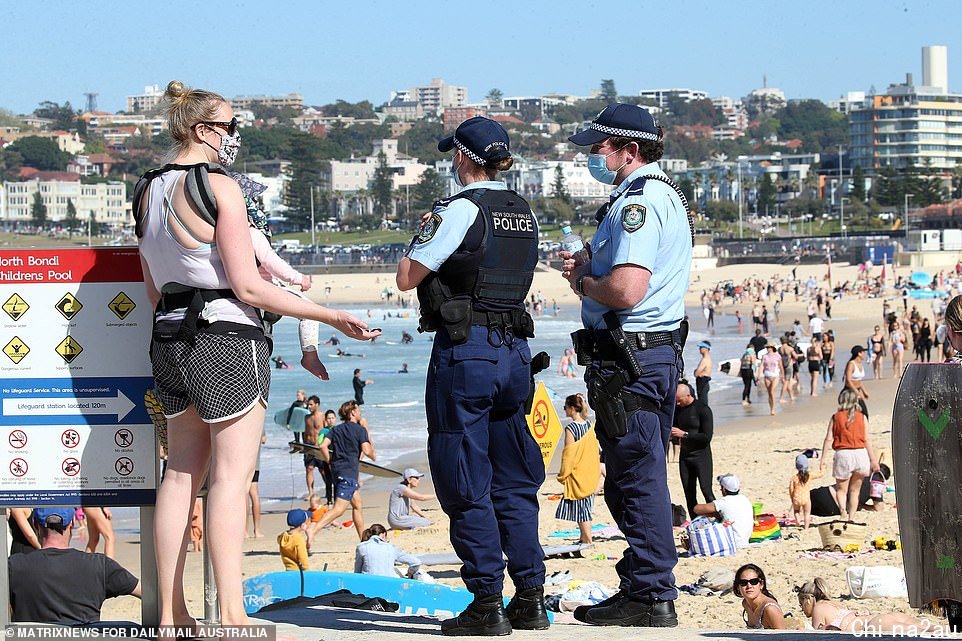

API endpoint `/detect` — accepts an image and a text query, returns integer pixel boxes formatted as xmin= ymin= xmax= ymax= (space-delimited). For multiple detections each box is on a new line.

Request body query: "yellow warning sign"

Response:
xmin=525 ymin=382 xmax=564 ymax=467
xmin=3 ymin=336 xmax=30 ymax=364
xmin=108 ymin=292 xmax=136 ymax=320
xmin=55 ymin=336 xmax=83 ymax=364
xmin=2 ymin=294 xmax=29 ymax=322
xmin=55 ymin=293 xmax=83 ymax=321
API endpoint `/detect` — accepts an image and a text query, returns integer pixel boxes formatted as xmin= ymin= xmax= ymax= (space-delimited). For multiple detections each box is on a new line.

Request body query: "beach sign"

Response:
xmin=0 ymin=248 xmax=157 ymax=506
xmin=525 ymin=382 xmax=563 ymax=467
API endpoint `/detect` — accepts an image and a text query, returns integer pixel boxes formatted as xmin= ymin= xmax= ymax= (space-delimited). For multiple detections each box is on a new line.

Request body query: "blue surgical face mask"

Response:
xmin=452 ymin=154 xmax=465 ymax=189
xmin=587 ymin=144 xmax=628 ymax=184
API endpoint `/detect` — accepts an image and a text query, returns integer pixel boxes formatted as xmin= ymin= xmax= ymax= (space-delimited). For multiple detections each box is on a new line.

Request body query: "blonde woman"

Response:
xmin=798 ymin=577 xmax=925 ymax=633
xmin=820 ymin=389 xmax=879 ymax=519
xmin=137 ymin=81 xmax=377 ymax=628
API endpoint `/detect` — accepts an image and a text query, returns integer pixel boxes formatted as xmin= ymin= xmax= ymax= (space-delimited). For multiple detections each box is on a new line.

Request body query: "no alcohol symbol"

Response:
xmin=114 ymin=429 xmax=132 ymax=448
xmin=115 ymin=457 xmax=133 ymax=476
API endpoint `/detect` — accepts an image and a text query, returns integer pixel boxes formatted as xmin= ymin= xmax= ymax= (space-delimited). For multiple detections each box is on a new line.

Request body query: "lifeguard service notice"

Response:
xmin=0 ymin=248 xmax=156 ymax=506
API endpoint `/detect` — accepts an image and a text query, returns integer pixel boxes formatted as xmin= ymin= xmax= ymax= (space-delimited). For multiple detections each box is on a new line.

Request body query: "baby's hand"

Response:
xmin=300 ymin=274 xmax=312 ymax=292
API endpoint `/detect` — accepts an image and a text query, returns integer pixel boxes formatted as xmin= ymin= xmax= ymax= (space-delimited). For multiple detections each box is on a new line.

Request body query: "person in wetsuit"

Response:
xmin=670 ymin=382 xmax=715 ymax=518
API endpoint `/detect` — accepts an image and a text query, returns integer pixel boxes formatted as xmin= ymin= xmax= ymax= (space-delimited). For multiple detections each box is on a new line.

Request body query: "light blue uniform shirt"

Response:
xmin=405 ymin=181 xmax=509 ymax=271
xmin=582 ymin=162 xmax=692 ymax=332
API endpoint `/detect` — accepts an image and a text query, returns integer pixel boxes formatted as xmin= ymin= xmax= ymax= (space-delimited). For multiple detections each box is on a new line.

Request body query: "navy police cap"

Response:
xmin=438 ymin=116 xmax=511 ymax=167
xmin=569 ymin=103 xmax=661 ymax=146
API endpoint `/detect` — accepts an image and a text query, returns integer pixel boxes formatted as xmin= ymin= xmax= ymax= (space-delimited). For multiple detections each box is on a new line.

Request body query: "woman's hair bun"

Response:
xmin=165 ymin=80 xmax=188 ymax=102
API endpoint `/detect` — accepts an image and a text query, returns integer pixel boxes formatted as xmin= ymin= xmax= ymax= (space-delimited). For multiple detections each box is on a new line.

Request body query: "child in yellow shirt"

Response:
xmin=789 ymin=454 xmax=823 ymax=529
xmin=278 ymin=509 xmax=310 ymax=570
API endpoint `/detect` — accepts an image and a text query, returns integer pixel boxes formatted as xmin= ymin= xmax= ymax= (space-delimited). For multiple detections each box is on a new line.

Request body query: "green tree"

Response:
xmin=0 ymin=147 xmax=23 ymax=181
xmin=88 ymin=210 xmax=100 ymax=237
xmin=705 ymin=199 xmax=739 ymax=222
xmin=64 ymin=198 xmax=79 ymax=232
xmin=758 ymin=173 xmax=777 ymax=214
xmin=600 ymin=80 xmax=618 ymax=103
xmin=8 ymin=136 xmax=72 ymax=171
xmin=34 ymin=101 xmax=77 ymax=131
xmin=283 ymin=132 xmax=324 ymax=227
xmin=320 ymin=100 xmax=376 ymax=119
xmin=368 ymin=151 xmax=394 ymax=229
xmin=679 ymin=177 xmax=695 ymax=204
xmin=397 ymin=120 xmax=445 ymax=164
xmin=773 ymin=100 xmax=848 ymax=153
xmin=83 ymin=135 xmax=107 ymax=156
xmin=486 ymin=88 xmax=503 ymax=108
xmin=552 ymin=165 xmax=570 ymax=203
xmin=410 ymin=168 xmax=445 ymax=228
xmin=851 ymin=165 xmax=866 ymax=202
xmin=30 ymin=192 xmax=47 ymax=228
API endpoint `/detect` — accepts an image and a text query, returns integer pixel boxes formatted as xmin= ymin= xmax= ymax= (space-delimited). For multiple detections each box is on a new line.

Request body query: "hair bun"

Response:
xmin=165 ymin=80 xmax=188 ymax=102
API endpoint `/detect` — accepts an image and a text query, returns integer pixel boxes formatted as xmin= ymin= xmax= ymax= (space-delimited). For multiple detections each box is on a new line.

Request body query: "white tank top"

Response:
xmin=138 ymin=169 xmax=260 ymax=327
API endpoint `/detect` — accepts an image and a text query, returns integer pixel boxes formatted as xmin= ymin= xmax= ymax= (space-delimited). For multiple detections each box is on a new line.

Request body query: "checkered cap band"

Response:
xmin=453 ymin=137 xmax=487 ymax=166
xmin=589 ymin=122 xmax=661 ymax=141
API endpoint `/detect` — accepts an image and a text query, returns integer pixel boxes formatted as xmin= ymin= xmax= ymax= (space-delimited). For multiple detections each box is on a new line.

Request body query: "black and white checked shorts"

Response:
xmin=150 ymin=332 xmax=271 ymax=423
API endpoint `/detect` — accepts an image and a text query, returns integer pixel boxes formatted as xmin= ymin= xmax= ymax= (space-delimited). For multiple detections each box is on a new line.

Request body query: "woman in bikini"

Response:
xmin=735 ymin=564 xmax=786 ymax=629
xmin=798 ymin=577 xmax=926 ymax=634
xmin=869 ymin=325 xmax=886 ymax=379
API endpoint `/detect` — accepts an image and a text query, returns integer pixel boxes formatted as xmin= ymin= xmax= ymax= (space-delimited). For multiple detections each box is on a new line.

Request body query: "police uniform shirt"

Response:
xmin=406 ymin=180 xmax=508 ymax=270
xmin=582 ymin=162 xmax=692 ymax=332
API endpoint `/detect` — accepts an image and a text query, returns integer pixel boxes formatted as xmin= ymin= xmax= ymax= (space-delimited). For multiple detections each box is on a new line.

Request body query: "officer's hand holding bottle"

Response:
xmin=560 ymin=250 xmax=591 ymax=296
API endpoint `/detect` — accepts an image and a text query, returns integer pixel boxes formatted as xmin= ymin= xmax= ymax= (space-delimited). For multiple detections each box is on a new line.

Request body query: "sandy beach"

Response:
xmin=99 ymin=262 xmax=949 ymax=631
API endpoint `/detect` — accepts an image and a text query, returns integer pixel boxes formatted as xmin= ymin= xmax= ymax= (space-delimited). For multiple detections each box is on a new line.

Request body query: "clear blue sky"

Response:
xmin=2 ymin=0 xmax=960 ymax=114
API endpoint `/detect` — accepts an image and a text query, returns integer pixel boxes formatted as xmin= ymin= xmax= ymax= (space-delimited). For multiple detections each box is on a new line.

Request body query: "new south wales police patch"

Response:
xmin=417 ymin=213 xmax=443 ymax=243
xmin=622 ymin=204 xmax=646 ymax=232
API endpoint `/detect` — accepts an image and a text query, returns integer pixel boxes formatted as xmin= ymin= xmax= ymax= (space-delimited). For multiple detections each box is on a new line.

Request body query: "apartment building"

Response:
xmin=127 ymin=84 xmax=165 ymax=113
xmin=328 ymin=139 xmax=430 ymax=192
xmin=230 ymin=94 xmax=304 ymax=111
xmin=639 ymin=88 xmax=709 ymax=108
xmin=3 ymin=173 xmax=127 ymax=226
xmin=410 ymin=78 xmax=467 ymax=115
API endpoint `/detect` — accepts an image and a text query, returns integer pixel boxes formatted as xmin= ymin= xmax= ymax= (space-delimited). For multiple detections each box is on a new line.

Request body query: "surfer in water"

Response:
xmin=271 ymin=356 xmax=290 ymax=369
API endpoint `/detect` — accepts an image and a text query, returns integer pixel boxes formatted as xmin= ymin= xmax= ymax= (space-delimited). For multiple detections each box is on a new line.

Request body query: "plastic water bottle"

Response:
xmin=561 ymin=225 xmax=589 ymax=266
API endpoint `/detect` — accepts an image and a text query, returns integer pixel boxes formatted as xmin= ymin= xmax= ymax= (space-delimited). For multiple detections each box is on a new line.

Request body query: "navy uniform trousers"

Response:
xmin=592 ymin=343 xmax=680 ymax=602
xmin=426 ymin=325 xmax=546 ymax=596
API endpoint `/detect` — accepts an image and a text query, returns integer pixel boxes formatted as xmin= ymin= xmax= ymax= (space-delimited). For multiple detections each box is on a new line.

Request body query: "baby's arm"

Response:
xmin=249 ymin=229 xmax=311 ymax=290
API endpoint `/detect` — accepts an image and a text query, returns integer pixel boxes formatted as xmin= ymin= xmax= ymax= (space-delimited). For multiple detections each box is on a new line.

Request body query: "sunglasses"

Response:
xmin=736 ymin=577 xmax=762 ymax=587
xmin=199 ymin=117 xmax=239 ymax=136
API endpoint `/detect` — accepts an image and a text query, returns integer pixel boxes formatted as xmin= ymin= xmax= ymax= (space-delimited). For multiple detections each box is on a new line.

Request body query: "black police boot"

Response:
xmin=572 ymin=591 xmax=627 ymax=623
xmin=505 ymin=586 xmax=550 ymax=630
xmin=583 ymin=597 xmax=678 ymax=627
xmin=441 ymin=593 xmax=512 ymax=636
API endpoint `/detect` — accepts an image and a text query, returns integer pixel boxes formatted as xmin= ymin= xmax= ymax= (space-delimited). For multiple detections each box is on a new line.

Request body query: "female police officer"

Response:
xmin=396 ymin=117 xmax=547 ymax=636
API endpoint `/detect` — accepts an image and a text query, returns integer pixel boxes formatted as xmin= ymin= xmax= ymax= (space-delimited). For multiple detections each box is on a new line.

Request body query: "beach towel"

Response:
xmin=547 ymin=523 xmax=608 ymax=538
xmin=749 ymin=514 xmax=782 ymax=543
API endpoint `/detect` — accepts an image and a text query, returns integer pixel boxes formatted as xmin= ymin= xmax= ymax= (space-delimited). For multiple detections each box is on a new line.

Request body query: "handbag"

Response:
xmin=846 ymin=566 xmax=907 ymax=598
xmin=686 ymin=516 xmax=738 ymax=557
xmin=749 ymin=513 xmax=782 ymax=543
xmin=818 ymin=519 xmax=867 ymax=551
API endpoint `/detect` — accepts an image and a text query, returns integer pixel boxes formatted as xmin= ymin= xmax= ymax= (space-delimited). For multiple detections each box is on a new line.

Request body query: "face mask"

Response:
xmin=452 ymin=154 xmax=465 ymax=189
xmin=587 ymin=145 xmax=629 ymax=184
xmin=203 ymin=129 xmax=242 ymax=167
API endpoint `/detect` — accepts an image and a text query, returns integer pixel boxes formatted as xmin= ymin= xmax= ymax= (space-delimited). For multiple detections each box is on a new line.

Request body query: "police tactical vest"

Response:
xmin=417 ymin=188 xmax=538 ymax=331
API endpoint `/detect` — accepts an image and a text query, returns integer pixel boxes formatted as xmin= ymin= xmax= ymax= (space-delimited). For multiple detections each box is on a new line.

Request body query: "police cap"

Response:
xmin=569 ymin=103 xmax=661 ymax=146
xmin=438 ymin=116 xmax=511 ymax=167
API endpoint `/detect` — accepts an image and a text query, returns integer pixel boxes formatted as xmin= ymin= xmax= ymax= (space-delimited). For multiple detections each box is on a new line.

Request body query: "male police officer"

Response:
xmin=396 ymin=117 xmax=546 ymax=636
xmin=563 ymin=104 xmax=693 ymax=627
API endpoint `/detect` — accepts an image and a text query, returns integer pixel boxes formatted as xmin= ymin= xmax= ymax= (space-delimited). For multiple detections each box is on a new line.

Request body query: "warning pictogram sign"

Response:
xmin=10 ymin=458 xmax=27 ymax=477
xmin=114 ymin=429 xmax=132 ymax=448
xmin=55 ymin=336 xmax=83 ymax=364
xmin=3 ymin=293 xmax=29 ymax=321
xmin=9 ymin=430 xmax=27 ymax=449
xmin=56 ymin=293 xmax=83 ymax=321
xmin=108 ymin=292 xmax=136 ymax=320
xmin=62 ymin=429 xmax=80 ymax=448
xmin=115 ymin=457 xmax=133 ymax=476
xmin=524 ymin=382 xmax=564 ymax=467
xmin=3 ymin=336 xmax=29 ymax=364
xmin=62 ymin=458 xmax=80 ymax=476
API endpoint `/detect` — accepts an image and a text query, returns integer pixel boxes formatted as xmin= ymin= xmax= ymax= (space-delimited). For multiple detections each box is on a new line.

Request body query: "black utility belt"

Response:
xmin=573 ymin=328 xmax=679 ymax=364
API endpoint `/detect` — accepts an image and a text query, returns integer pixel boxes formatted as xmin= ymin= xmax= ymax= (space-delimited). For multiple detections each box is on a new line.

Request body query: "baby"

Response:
xmin=231 ymin=172 xmax=327 ymax=379
xmin=789 ymin=453 xmax=823 ymax=528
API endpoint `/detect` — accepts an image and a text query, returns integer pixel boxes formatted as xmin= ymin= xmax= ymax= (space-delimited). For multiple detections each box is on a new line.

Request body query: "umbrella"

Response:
xmin=910 ymin=271 xmax=931 ymax=287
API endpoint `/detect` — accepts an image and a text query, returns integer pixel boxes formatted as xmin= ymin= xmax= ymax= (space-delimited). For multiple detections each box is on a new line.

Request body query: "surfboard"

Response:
xmin=893 ymin=362 xmax=962 ymax=608
xmin=243 ymin=570 xmax=472 ymax=618
xmin=419 ymin=543 xmax=592 ymax=566
xmin=288 ymin=441 xmax=402 ymax=478
xmin=718 ymin=358 xmax=743 ymax=377
xmin=371 ymin=401 xmax=418 ymax=408
xmin=274 ymin=406 xmax=309 ymax=431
